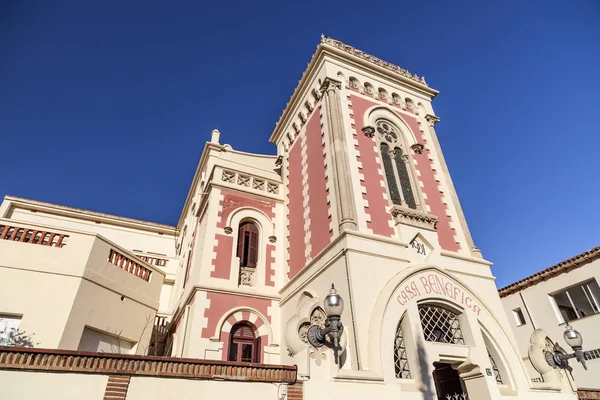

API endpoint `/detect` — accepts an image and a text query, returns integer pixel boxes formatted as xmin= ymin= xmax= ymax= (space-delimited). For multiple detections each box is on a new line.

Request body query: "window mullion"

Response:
xmin=390 ymin=147 xmax=406 ymax=207
xmin=583 ymin=285 xmax=599 ymax=313
xmin=565 ymin=290 xmax=580 ymax=319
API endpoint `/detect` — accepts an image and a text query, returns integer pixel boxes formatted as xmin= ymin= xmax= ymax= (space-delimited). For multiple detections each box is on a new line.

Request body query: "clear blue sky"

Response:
xmin=1 ymin=1 xmax=599 ymax=287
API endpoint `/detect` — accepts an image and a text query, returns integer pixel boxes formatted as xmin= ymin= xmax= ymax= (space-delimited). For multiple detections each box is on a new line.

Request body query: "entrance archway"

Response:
xmin=433 ymin=362 xmax=466 ymax=400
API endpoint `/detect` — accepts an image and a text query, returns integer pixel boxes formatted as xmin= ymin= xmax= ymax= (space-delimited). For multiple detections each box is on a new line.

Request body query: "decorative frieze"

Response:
xmin=390 ymin=205 xmax=438 ymax=231
xmin=253 ymin=178 xmax=265 ymax=191
xmin=267 ymin=182 xmax=279 ymax=194
xmin=221 ymin=169 xmax=280 ymax=196
xmin=238 ymin=174 xmax=250 ymax=187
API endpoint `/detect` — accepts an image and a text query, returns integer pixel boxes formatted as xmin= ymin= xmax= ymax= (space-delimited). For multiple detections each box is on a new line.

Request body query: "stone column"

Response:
xmin=319 ymin=78 xmax=357 ymax=232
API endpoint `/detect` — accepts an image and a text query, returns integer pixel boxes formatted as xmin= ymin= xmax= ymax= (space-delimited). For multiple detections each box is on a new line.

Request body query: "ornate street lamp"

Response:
xmin=307 ymin=284 xmax=344 ymax=364
xmin=546 ymin=325 xmax=587 ymax=370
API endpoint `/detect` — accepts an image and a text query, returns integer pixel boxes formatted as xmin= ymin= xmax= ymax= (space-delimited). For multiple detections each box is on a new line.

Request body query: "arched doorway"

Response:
xmin=433 ymin=363 xmax=466 ymax=400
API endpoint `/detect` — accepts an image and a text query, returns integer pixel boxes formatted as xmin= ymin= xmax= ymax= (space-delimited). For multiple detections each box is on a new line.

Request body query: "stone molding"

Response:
xmin=0 ymin=346 xmax=297 ymax=383
xmin=425 ymin=114 xmax=440 ymax=127
xmin=390 ymin=206 xmax=438 ymax=231
xmin=321 ymin=35 xmax=427 ymax=85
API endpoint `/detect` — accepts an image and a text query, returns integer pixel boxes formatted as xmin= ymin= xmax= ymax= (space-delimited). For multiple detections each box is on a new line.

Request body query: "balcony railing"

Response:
xmin=0 ymin=224 xmax=68 ymax=248
xmin=136 ymin=255 xmax=168 ymax=267
xmin=0 ymin=346 xmax=298 ymax=383
xmin=108 ymin=249 xmax=152 ymax=282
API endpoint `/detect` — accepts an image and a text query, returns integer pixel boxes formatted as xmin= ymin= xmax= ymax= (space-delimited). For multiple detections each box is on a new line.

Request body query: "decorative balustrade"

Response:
xmin=0 ymin=224 xmax=68 ymax=248
xmin=136 ymin=255 xmax=168 ymax=267
xmin=0 ymin=347 xmax=297 ymax=383
xmin=108 ymin=249 xmax=152 ymax=282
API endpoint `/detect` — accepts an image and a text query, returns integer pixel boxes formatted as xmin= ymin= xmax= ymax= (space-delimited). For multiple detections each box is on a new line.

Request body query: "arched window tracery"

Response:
xmin=376 ymin=120 xmax=418 ymax=209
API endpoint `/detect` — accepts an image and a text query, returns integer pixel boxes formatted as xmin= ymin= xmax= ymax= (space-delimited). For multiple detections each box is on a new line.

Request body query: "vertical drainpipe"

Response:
xmin=343 ymin=248 xmax=361 ymax=369
xmin=179 ymin=304 xmax=192 ymax=356
xmin=519 ymin=292 xmax=536 ymax=330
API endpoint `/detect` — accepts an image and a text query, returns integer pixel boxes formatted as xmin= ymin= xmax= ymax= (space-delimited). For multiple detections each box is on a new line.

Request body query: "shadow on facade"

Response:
xmin=417 ymin=337 xmax=436 ymax=400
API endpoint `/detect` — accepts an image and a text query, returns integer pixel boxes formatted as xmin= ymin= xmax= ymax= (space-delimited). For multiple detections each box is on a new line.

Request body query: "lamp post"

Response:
xmin=307 ymin=284 xmax=344 ymax=364
xmin=546 ymin=325 xmax=587 ymax=370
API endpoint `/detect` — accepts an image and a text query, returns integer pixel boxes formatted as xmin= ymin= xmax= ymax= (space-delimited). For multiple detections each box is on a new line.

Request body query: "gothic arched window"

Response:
xmin=418 ymin=304 xmax=465 ymax=345
xmin=228 ymin=322 xmax=260 ymax=363
xmin=394 ymin=319 xmax=411 ymax=379
xmin=237 ymin=221 xmax=258 ymax=268
xmin=376 ymin=120 xmax=417 ymax=209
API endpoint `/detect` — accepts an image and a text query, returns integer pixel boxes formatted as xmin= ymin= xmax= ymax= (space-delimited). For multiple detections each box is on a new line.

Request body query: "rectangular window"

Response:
xmin=513 ymin=308 xmax=526 ymax=326
xmin=552 ymin=280 xmax=600 ymax=323
xmin=77 ymin=327 xmax=135 ymax=354
xmin=0 ymin=315 xmax=22 ymax=345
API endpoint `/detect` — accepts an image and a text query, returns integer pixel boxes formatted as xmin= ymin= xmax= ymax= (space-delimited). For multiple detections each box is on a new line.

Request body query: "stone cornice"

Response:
xmin=320 ymin=35 xmax=427 ymax=85
xmin=4 ymin=196 xmax=176 ymax=234
xmin=390 ymin=205 xmax=438 ymax=231
xmin=269 ymin=35 xmax=438 ymax=145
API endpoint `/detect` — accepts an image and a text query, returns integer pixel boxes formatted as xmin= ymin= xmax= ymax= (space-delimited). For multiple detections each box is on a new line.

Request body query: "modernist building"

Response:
xmin=500 ymin=247 xmax=600 ymax=399
xmin=0 ymin=37 xmax=580 ymax=400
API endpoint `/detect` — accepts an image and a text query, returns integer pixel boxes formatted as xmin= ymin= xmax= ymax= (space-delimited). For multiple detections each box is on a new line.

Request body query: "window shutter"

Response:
xmin=78 ymin=327 xmax=134 ymax=354
xmin=248 ymin=229 xmax=258 ymax=267
xmin=237 ymin=225 xmax=247 ymax=263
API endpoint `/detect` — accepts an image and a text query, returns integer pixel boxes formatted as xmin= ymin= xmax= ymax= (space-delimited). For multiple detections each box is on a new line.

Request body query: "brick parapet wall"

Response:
xmin=0 ymin=346 xmax=297 ymax=384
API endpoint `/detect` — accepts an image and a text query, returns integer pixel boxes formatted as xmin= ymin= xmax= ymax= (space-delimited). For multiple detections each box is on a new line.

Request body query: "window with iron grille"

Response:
xmin=418 ymin=304 xmax=465 ymax=345
xmin=487 ymin=350 xmax=504 ymax=384
xmin=393 ymin=319 xmax=411 ymax=378
xmin=376 ymin=120 xmax=417 ymax=210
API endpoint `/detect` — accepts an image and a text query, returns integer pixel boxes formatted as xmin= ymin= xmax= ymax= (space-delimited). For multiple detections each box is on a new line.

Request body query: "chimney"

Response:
xmin=211 ymin=129 xmax=221 ymax=144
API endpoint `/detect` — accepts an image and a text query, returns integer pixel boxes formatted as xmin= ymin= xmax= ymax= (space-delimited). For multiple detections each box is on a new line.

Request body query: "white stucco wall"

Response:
xmin=501 ymin=258 xmax=600 ymax=390
xmin=0 ymin=371 xmax=108 ymax=400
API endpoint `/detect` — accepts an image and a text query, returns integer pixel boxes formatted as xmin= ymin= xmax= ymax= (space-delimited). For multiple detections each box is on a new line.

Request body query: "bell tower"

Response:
xmin=269 ymin=36 xmax=570 ymax=400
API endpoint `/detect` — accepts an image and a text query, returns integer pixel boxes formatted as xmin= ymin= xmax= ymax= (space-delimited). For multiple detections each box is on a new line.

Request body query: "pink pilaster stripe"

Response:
xmin=305 ymin=112 xmax=331 ymax=258
xmin=351 ymin=95 xmax=394 ymax=237
xmin=287 ymin=141 xmax=306 ymax=278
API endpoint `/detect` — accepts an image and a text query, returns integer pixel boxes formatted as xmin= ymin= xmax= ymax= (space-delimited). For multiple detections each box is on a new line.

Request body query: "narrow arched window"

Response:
xmin=237 ymin=222 xmax=258 ymax=267
xmin=380 ymin=142 xmax=402 ymax=205
xmin=228 ymin=322 xmax=260 ymax=363
xmin=394 ymin=319 xmax=411 ymax=378
xmin=393 ymin=148 xmax=416 ymax=209
xmin=376 ymin=120 xmax=418 ymax=210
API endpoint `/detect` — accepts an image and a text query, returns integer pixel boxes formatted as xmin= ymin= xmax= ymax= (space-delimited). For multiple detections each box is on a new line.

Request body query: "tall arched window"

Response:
xmin=228 ymin=322 xmax=260 ymax=363
xmin=376 ymin=120 xmax=417 ymax=209
xmin=237 ymin=221 xmax=258 ymax=267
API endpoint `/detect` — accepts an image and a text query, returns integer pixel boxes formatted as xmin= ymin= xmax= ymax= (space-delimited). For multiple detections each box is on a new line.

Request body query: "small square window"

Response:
xmin=513 ymin=308 xmax=526 ymax=326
